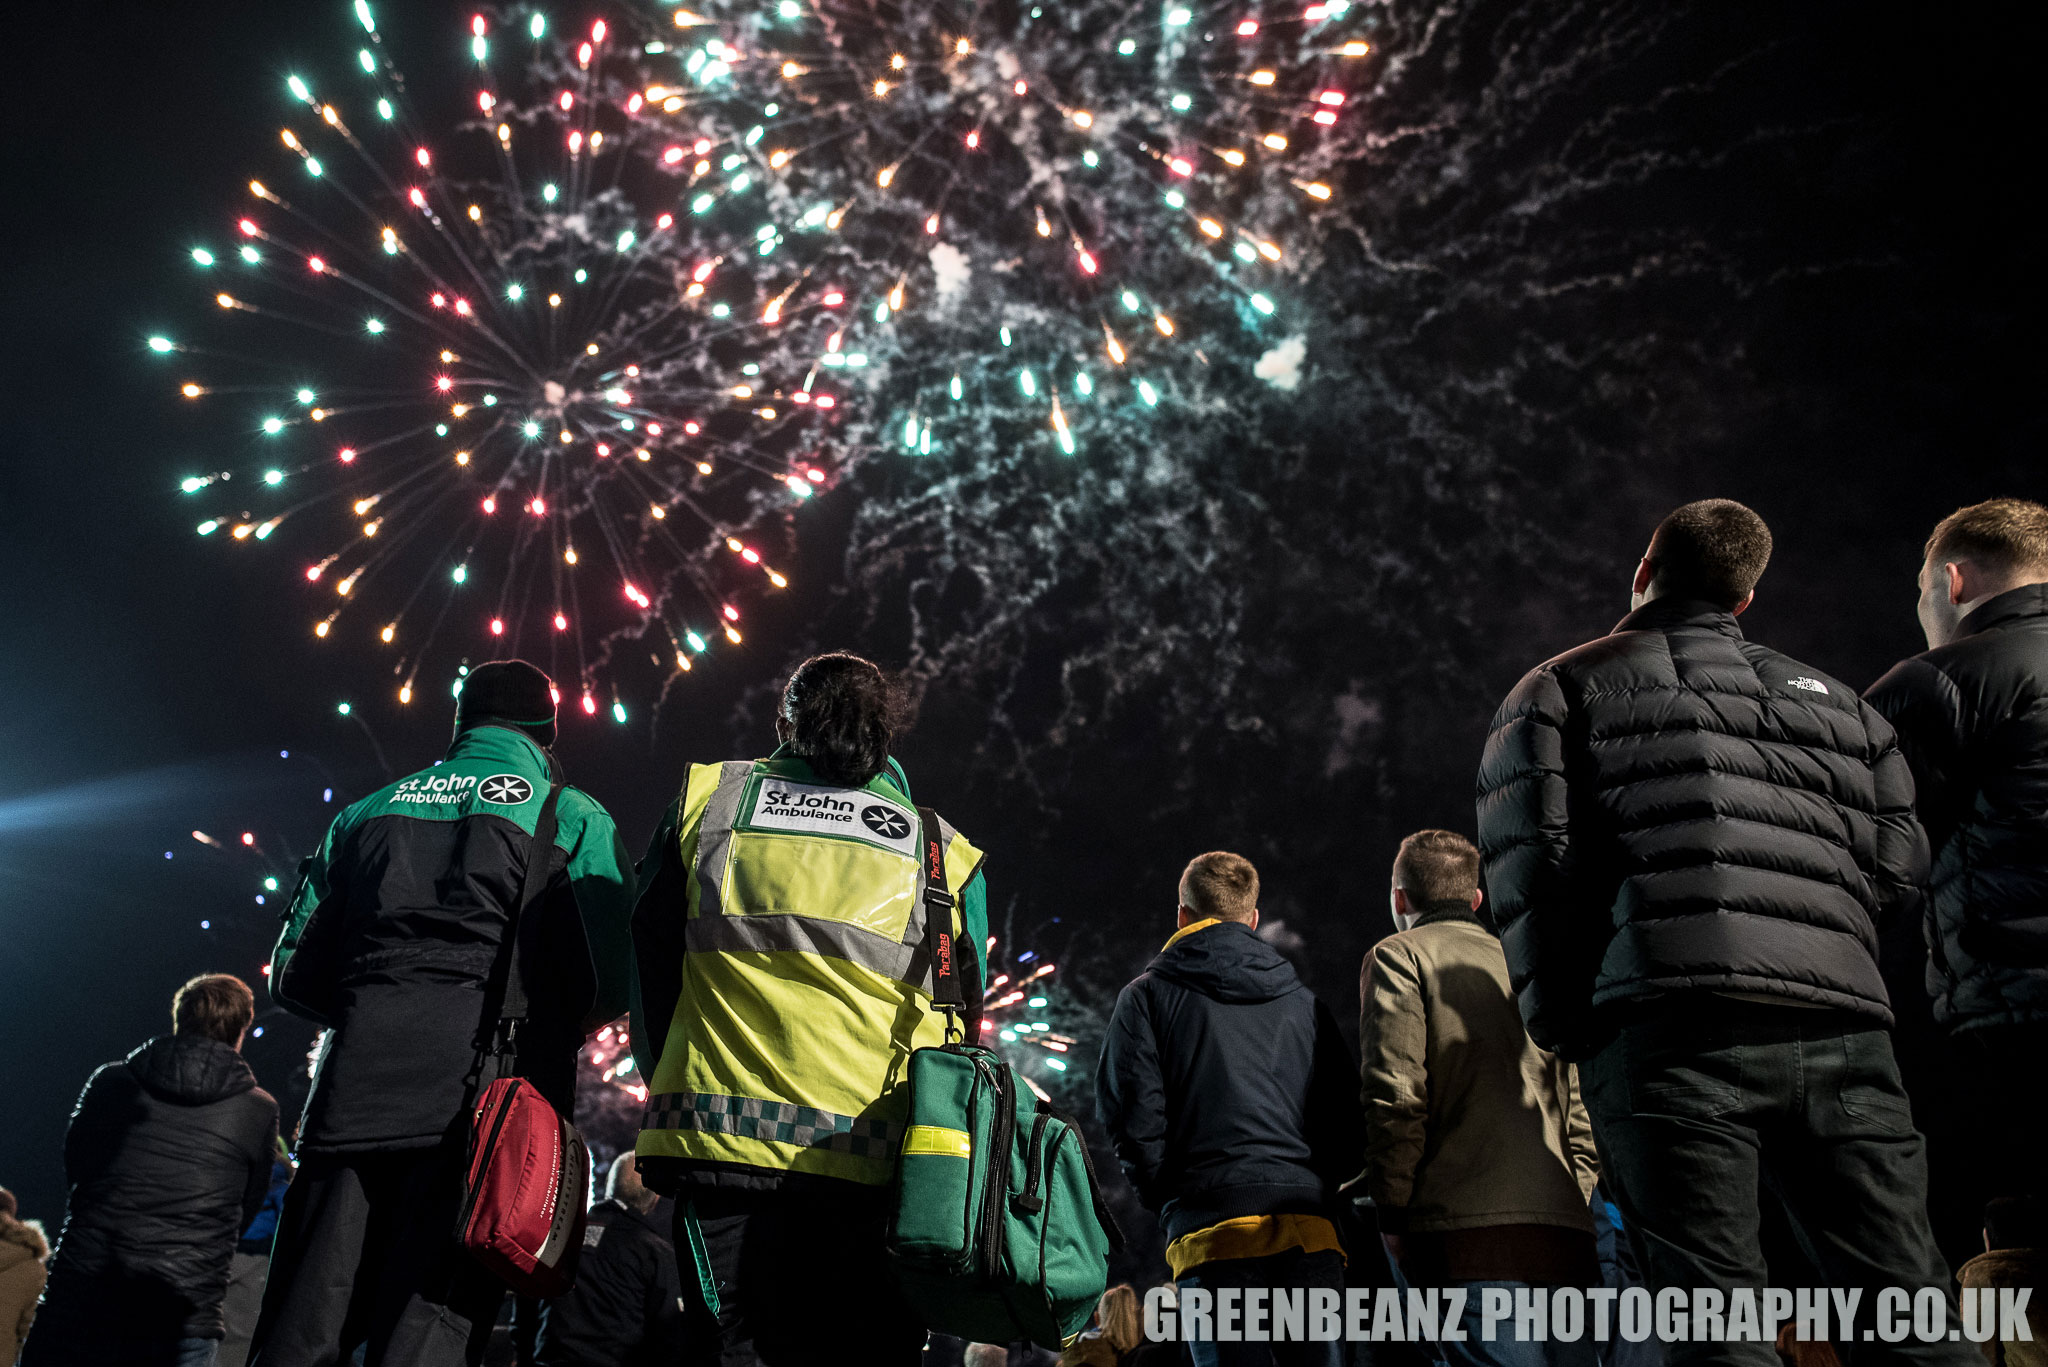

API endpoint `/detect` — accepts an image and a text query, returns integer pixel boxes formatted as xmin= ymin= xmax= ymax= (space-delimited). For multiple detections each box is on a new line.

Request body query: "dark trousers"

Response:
xmin=248 ymin=1147 xmax=504 ymax=1367
xmin=679 ymin=1184 xmax=926 ymax=1365
xmin=1922 ymin=1021 xmax=2048 ymax=1275
xmin=1581 ymin=1002 xmax=1969 ymax=1367
xmin=1176 ymin=1247 xmax=1346 ymax=1367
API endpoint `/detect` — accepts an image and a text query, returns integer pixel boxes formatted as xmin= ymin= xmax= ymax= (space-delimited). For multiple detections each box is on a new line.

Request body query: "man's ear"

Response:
xmin=1470 ymin=888 xmax=1484 ymax=912
xmin=1248 ymin=907 xmax=1260 ymax=931
xmin=1176 ymin=903 xmax=1197 ymax=929
xmin=1632 ymin=558 xmax=1654 ymax=597
xmin=1731 ymin=589 xmax=1755 ymax=617
xmin=1947 ymin=561 xmax=1968 ymax=607
xmin=1391 ymin=887 xmax=1411 ymax=918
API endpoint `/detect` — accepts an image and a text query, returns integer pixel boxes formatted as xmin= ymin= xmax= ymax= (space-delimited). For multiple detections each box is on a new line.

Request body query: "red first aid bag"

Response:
xmin=455 ymin=777 xmax=590 ymax=1298
xmin=458 ymin=1075 xmax=590 ymax=1298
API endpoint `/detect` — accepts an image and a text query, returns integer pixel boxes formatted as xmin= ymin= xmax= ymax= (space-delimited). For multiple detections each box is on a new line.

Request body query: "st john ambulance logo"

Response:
xmin=479 ymin=774 xmax=533 ymax=805
xmin=862 ymin=805 xmax=912 ymax=841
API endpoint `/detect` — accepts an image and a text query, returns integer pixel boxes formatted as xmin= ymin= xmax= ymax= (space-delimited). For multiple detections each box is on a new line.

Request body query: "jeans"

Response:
xmin=1177 ymin=1247 xmax=1347 ymax=1367
xmin=1384 ymin=1246 xmax=1599 ymax=1367
xmin=1581 ymin=1001 xmax=1971 ymax=1367
xmin=176 ymin=1341 xmax=221 ymax=1367
xmin=1921 ymin=1020 xmax=2048 ymax=1274
xmin=21 ymin=1331 xmax=219 ymax=1367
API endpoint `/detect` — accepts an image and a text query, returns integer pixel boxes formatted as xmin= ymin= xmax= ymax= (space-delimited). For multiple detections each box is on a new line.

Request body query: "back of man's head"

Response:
xmin=1646 ymin=499 xmax=1773 ymax=609
xmin=455 ymin=659 xmax=559 ymax=749
xmin=173 ymin=974 xmax=256 ymax=1047
xmin=606 ymin=1152 xmax=657 ymax=1213
xmin=1926 ymin=499 xmax=2048 ymax=583
xmin=1984 ymin=1195 xmax=2044 ymax=1252
xmin=1392 ymin=830 xmax=1480 ymax=908
xmin=1180 ymin=851 xmax=1259 ymax=923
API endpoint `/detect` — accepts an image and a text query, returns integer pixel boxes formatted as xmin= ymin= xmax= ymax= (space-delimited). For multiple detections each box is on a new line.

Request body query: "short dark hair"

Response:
xmin=1393 ymin=829 xmax=1480 ymax=904
xmin=1180 ymin=852 xmax=1259 ymax=923
xmin=1984 ymin=1195 xmax=2044 ymax=1252
xmin=1646 ymin=499 xmax=1773 ymax=608
xmin=172 ymin=974 xmax=255 ymax=1045
xmin=780 ymin=653 xmax=898 ymax=787
xmin=1926 ymin=499 xmax=2048 ymax=578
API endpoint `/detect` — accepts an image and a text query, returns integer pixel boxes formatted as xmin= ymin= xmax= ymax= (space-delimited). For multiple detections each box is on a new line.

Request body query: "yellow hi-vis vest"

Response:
xmin=636 ymin=759 xmax=984 ymax=1185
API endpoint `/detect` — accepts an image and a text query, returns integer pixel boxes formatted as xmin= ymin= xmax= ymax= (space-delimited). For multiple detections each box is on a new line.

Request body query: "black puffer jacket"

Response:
xmin=33 ymin=1036 xmax=277 ymax=1344
xmin=533 ymin=1197 xmax=683 ymax=1366
xmin=1095 ymin=920 xmax=1361 ymax=1241
xmin=1866 ymin=583 xmax=2048 ymax=1033
xmin=1476 ymin=598 xmax=1927 ymax=1059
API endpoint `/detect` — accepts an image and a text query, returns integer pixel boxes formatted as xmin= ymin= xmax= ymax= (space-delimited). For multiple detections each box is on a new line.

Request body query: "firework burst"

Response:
xmin=626 ymin=0 xmax=1371 ymax=459
xmin=158 ymin=4 xmax=848 ymax=719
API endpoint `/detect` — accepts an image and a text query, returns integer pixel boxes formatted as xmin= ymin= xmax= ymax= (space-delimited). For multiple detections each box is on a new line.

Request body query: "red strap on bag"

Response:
xmin=456 ymin=778 xmax=591 ymax=1298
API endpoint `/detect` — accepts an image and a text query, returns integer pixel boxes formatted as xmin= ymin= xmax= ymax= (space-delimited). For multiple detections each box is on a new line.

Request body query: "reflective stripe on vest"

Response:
xmin=643 ymin=1090 xmax=904 ymax=1159
xmin=636 ymin=759 xmax=983 ymax=1185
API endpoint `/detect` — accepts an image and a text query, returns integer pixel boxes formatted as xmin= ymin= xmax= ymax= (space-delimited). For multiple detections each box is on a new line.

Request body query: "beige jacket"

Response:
xmin=1957 ymin=1247 xmax=2046 ymax=1367
xmin=1359 ymin=913 xmax=1598 ymax=1233
xmin=0 ymin=1217 xmax=48 ymax=1364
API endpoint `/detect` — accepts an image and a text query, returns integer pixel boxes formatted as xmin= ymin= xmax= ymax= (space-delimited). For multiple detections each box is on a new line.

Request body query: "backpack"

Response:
xmin=885 ymin=809 xmax=1123 ymax=1348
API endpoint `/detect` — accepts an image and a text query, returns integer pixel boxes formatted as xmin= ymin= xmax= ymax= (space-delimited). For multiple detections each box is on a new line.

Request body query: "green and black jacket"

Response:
xmin=273 ymin=724 xmax=636 ymax=1154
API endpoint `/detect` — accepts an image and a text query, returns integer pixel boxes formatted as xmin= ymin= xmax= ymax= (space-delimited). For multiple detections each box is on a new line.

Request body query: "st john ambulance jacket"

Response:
xmin=1476 ymin=597 xmax=1928 ymax=1058
xmin=272 ymin=725 xmax=635 ymax=1152
xmin=631 ymin=752 xmax=986 ymax=1192
xmin=1867 ymin=583 xmax=2048 ymax=1033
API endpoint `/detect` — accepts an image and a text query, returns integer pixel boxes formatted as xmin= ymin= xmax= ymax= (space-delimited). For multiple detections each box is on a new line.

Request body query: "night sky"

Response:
xmin=1 ymin=0 xmax=2041 ymax=1235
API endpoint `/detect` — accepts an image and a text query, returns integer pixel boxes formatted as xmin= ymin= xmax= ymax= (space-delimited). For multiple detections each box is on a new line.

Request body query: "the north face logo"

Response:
xmin=1786 ymin=677 xmax=1830 ymax=696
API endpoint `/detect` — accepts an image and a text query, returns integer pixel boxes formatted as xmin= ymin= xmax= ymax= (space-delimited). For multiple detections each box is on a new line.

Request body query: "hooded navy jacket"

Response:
xmin=1095 ymin=919 xmax=1361 ymax=1242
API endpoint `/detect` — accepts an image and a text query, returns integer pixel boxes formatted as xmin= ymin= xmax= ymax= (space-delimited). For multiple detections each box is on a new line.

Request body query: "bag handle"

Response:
xmin=916 ymin=805 xmax=968 ymax=1040
xmin=489 ymin=776 xmax=565 ymax=1066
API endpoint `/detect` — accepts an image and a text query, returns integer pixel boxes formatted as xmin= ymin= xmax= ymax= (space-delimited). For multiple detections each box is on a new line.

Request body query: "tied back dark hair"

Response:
xmin=781 ymin=653 xmax=896 ymax=787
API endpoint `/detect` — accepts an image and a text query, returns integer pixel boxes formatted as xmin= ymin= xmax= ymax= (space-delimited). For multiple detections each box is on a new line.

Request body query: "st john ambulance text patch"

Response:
xmin=743 ymin=778 xmax=920 ymax=857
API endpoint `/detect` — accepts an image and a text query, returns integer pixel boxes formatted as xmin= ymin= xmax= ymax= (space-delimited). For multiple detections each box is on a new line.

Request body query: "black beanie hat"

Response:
xmin=455 ymin=659 xmax=558 ymax=748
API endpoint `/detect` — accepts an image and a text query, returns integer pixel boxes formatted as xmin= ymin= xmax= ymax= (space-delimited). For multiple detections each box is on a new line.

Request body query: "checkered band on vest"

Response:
xmin=642 ymin=1091 xmax=904 ymax=1157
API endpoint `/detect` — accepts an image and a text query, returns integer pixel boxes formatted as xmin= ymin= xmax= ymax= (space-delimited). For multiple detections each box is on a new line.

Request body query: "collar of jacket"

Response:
xmin=1163 ymin=916 xmax=1225 ymax=950
xmin=764 ymin=743 xmax=913 ymax=803
xmin=1956 ymin=581 xmax=2048 ymax=638
xmin=1414 ymin=901 xmax=1487 ymax=930
xmin=446 ymin=723 xmax=552 ymax=774
xmin=1611 ymin=596 xmax=1745 ymax=638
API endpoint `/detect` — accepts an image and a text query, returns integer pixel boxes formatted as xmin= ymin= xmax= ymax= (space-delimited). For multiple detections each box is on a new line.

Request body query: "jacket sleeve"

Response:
xmin=1358 ymin=942 xmax=1428 ymax=1229
xmin=630 ymin=800 xmax=688 ymax=1084
xmin=61 ymin=1066 xmax=119 ymax=1186
xmin=1094 ymin=981 xmax=1169 ymax=1211
xmin=241 ymin=1103 xmax=281 ymax=1230
xmin=1865 ymin=659 xmax=1965 ymax=856
xmin=1304 ymin=996 xmax=1365 ymax=1193
xmin=272 ymin=815 xmax=352 ymax=1026
xmin=1478 ymin=664 xmax=1604 ymax=1057
xmin=1859 ymin=700 xmax=1932 ymax=928
xmin=565 ymin=801 xmax=639 ymax=1033
xmin=1563 ymin=1063 xmax=1599 ymax=1202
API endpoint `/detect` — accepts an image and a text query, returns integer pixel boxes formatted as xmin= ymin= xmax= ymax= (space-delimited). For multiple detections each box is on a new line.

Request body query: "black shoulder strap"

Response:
xmin=916 ymin=806 xmax=967 ymax=1036
xmin=492 ymin=780 xmax=565 ymax=1055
